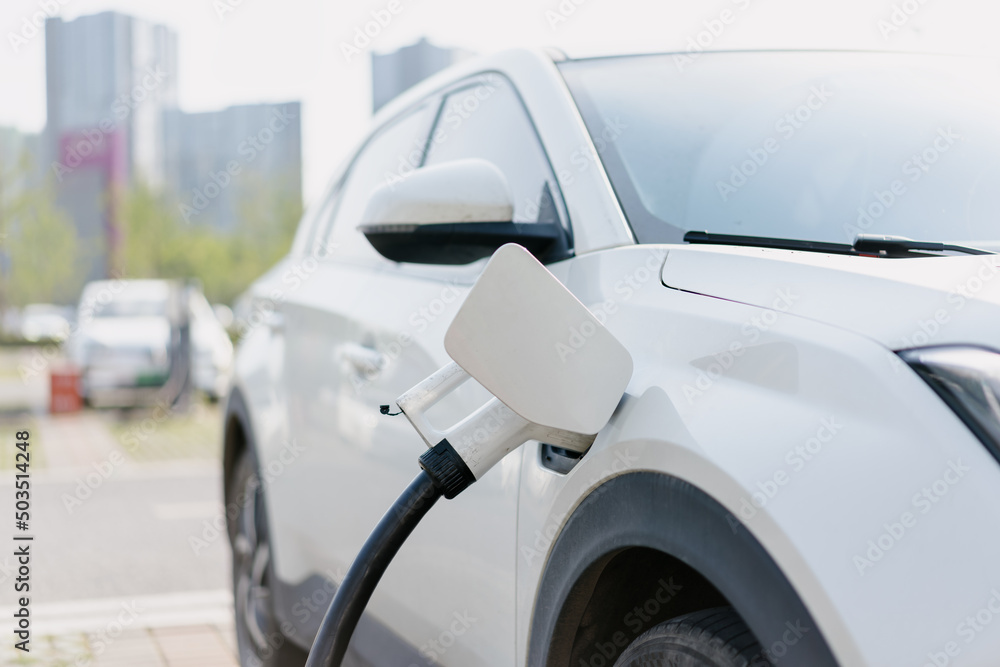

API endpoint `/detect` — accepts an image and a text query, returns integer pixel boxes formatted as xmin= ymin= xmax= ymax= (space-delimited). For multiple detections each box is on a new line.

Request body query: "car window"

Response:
xmin=322 ymin=101 xmax=440 ymax=264
xmin=560 ymin=52 xmax=1000 ymax=247
xmin=424 ymin=74 xmax=569 ymax=230
xmin=302 ymin=179 xmax=344 ymax=257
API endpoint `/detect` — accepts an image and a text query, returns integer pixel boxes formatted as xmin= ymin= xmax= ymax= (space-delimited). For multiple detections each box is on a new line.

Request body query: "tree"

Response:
xmin=116 ymin=172 xmax=302 ymax=306
xmin=0 ymin=150 xmax=84 ymax=308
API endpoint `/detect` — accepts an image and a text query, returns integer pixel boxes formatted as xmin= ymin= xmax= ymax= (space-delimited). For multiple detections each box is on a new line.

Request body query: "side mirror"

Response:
xmin=358 ymin=158 xmax=565 ymax=265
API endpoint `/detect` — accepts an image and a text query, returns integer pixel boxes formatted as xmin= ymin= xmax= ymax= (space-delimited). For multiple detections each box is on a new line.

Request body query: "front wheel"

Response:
xmin=614 ymin=607 xmax=766 ymax=667
xmin=229 ymin=450 xmax=308 ymax=667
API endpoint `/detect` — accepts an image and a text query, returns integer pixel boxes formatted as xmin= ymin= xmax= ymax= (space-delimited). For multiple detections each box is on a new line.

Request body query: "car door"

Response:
xmin=278 ymin=74 xmax=572 ymax=666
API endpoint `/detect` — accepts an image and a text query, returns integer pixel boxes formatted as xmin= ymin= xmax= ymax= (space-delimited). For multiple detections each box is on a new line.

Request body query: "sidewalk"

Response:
xmin=2 ymin=626 xmax=238 ymax=666
xmin=0 ymin=589 xmax=238 ymax=666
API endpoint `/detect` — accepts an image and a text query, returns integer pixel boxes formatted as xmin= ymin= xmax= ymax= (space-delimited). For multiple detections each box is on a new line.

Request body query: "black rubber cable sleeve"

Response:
xmin=305 ymin=470 xmax=443 ymax=667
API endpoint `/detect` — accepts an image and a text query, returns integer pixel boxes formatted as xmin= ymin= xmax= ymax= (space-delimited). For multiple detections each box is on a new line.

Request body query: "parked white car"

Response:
xmin=71 ymin=279 xmax=233 ymax=403
xmin=19 ymin=304 xmax=73 ymax=343
xmin=224 ymin=49 xmax=1000 ymax=667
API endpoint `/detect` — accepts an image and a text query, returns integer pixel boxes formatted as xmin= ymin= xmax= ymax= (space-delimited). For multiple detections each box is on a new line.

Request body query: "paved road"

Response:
xmin=17 ymin=463 xmax=230 ymax=603
xmin=0 ymin=386 xmax=240 ymax=665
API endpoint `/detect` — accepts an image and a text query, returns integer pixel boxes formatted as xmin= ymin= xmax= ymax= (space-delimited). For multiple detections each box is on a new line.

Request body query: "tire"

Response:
xmin=229 ymin=450 xmax=308 ymax=667
xmin=613 ymin=607 xmax=767 ymax=667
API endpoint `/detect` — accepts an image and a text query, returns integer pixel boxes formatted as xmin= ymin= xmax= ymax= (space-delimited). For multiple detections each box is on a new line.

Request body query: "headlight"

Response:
xmin=900 ymin=346 xmax=1000 ymax=462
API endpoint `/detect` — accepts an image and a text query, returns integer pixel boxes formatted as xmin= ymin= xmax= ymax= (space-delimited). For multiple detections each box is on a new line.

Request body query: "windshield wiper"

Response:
xmin=683 ymin=231 xmax=995 ymax=257
xmin=852 ymin=234 xmax=993 ymax=256
xmin=683 ymin=231 xmax=856 ymax=254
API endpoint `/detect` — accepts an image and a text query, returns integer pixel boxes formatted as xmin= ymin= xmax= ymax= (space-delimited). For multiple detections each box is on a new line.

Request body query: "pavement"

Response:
xmin=0 ymin=345 xmax=241 ymax=666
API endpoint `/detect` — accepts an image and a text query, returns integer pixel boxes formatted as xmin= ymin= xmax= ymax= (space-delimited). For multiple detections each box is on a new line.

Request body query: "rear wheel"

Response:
xmin=229 ymin=450 xmax=308 ymax=667
xmin=613 ymin=607 xmax=766 ymax=667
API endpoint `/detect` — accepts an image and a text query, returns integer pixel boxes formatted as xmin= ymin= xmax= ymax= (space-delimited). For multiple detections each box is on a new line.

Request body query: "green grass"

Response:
xmin=0 ymin=632 xmax=91 ymax=666
xmin=108 ymin=401 xmax=223 ymax=463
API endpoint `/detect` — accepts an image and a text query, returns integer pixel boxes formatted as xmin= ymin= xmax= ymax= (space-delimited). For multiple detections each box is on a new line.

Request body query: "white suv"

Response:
xmin=224 ymin=49 xmax=1000 ymax=667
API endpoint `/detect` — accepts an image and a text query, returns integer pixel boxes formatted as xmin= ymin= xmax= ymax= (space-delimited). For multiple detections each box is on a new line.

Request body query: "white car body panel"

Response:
xmin=661 ymin=246 xmax=1000 ymax=349
xmin=515 ymin=245 xmax=1000 ymax=667
xmin=231 ymin=48 xmax=1000 ymax=667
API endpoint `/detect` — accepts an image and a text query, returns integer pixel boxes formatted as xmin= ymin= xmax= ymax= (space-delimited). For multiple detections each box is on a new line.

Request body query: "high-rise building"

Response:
xmin=45 ymin=11 xmax=178 ymax=282
xmin=43 ymin=11 xmax=303 ymax=284
xmin=165 ymin=102 xmax=302 ymax=230
xmin=371 ymin=38 xmax=473 ymax=113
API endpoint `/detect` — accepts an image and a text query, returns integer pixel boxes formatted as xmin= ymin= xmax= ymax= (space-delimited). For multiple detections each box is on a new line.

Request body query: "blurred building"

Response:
xmin=372 ymin=38 xmax=473 ymax=113
xmin=45 ymin=11 xmax=178 ymax=283
xmin=164 ymin=102 xmax=302 ymax=231
xmin=42 ymin=11 xmax=302 ymax=284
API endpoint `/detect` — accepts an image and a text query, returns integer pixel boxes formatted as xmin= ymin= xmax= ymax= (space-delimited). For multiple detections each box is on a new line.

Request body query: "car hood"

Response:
xmin=660 ymin=245 xmax=1000 ymax=351
xmin=77 ymin=316 xmax=171 ymax=349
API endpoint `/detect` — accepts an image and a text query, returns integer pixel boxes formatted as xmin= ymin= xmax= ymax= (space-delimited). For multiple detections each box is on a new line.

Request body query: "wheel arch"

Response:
xmin=222 ymin=385 xmax=252 ymax=537
xmin=527 ymin=471 xmax=840 ymax=666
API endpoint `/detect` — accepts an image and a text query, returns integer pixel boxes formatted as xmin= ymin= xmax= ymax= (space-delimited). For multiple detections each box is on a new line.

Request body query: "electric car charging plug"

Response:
xmin=304 ymin=363 xmax=562 ymax=667
xmin=304 ymin=244 xmax=634 ymax=667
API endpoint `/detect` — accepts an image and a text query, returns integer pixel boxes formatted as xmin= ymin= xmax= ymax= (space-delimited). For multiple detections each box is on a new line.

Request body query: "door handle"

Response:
xmin=336 ymin=342 xmax=384 ymax=379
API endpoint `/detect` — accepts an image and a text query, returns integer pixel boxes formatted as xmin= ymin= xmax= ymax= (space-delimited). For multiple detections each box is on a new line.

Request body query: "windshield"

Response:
xmin=82 ymin=282 xmax=171 ymax=318
xmin=92 ymin=298 xmax=168 ymax=318
xmin=559 ymin=52 xmax=1000 ymax=248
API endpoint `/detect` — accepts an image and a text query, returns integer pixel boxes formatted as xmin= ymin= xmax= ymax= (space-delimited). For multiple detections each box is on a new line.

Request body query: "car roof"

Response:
xmin=371 ymin=48 xmax=558 ymax=130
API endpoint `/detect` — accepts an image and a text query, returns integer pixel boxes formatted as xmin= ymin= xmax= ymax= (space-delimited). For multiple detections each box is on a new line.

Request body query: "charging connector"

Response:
xmin=304 ymin=244 xmax=633 ymax=667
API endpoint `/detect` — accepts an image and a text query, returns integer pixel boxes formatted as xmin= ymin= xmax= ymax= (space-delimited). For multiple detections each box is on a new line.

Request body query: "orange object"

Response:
xmin=50 ymin=368 xmax=82 ymax=413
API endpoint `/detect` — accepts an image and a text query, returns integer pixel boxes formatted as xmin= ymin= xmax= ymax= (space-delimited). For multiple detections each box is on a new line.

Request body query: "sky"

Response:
xmin=2 ymin=0 xmax=999 ymax=206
